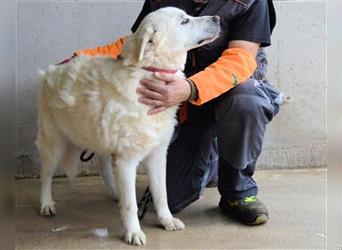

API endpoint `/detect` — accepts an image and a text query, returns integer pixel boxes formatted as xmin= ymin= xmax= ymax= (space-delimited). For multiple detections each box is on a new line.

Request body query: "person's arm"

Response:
xmin=73 ymin=36 xmax=127 ymax=58
xmin=189 ymin=0 xmax=272 ymax=105
xmin=188 ymin=41 xmax=258 ymax=105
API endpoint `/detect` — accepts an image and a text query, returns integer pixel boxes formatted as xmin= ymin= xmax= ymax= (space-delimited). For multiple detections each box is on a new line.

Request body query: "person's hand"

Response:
xmin=137 ymin=72 xmax=191 ymax=115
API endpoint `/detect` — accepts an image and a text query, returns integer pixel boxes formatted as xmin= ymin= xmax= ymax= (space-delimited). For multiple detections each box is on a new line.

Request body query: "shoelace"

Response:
xmin=243 ymin=196 xmax=257 ymax=203
xmin=228 ymin=196 xmax=257 ymax=206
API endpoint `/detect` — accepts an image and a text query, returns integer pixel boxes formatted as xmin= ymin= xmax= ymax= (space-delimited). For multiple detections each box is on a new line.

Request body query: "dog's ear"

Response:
xmin=138 ymin=26 xmax=156 ymax=61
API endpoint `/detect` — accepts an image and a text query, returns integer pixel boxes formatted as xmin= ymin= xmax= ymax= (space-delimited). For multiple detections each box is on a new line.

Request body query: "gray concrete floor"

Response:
xmin=16 ymin=169 xmax=326 ymax=249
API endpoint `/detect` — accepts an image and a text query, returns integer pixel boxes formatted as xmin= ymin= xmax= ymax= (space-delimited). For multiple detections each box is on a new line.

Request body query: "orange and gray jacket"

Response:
xmin=75 ymin=0 xmax=276 ymax=106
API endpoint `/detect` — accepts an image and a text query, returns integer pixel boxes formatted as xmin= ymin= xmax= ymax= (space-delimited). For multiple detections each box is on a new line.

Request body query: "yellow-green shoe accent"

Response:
xmin=220 ymin=196 xmax=269 ymax=225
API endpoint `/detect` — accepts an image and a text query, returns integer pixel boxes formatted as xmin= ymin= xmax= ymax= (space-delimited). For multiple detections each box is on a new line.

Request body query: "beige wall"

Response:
xmin=16 ymin=1 xmax=326 ymax=177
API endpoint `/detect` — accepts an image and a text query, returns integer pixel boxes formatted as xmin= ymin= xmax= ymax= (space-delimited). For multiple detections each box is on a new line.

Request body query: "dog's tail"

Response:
xmin=38 ymin=69 xmax=46 ymax=79
xmin=61 ymin=142 xmax=80 ymax=179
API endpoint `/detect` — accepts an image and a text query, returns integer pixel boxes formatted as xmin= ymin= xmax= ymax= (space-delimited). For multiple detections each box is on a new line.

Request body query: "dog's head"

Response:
xmin=121 ymin=7 xmax=221 ymax=70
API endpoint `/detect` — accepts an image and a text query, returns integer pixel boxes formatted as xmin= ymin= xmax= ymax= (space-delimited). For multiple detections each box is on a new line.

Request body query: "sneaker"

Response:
xmin=219 ymin=196 xmax=269 ymax=225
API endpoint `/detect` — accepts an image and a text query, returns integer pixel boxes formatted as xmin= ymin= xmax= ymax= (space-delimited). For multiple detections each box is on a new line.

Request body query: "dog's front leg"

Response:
xmin=97 ymin=155 xmax=118 ymax=200
xmin=112 ymin=156 xmax=146 ymax=246
xmin=145 ymin=144 xmax=185 ymax=231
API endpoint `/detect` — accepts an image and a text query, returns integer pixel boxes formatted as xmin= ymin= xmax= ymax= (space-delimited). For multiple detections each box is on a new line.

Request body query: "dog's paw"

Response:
xmin=124 ymin=230 xmax=146 ymax=246
xmin=160 ymin=217 xmax=185 ymax=231
xmin=40 ymin=203 xmax=56 ymax=216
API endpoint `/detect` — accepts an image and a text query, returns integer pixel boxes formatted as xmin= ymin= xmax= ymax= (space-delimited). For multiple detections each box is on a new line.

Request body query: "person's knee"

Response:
xmin=233 ymin=95 xmax=265 ymax=116
xmin=216 ymin=94 xmax=274 ymax=124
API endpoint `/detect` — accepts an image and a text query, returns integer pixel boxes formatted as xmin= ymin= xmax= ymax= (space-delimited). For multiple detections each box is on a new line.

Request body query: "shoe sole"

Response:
xmin=243 ymin=214 xmax=269 ymax=225
xmin=220 ymin=208 xmax=269 ymax=225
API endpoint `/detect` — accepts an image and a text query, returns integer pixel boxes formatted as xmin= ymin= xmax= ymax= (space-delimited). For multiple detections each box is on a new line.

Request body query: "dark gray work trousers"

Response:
xmin=166 ymin=77 xmax=281 ymax=213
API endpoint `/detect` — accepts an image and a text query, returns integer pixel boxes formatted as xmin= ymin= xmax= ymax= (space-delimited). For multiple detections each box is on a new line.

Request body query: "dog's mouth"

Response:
xmin=197 ymin=35 xmax=218 ymax=45
xmin=197 ymin=38 xmax=212 ymax=45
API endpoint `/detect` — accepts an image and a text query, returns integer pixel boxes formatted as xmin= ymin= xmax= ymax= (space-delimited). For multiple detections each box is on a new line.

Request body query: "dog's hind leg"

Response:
xmin=96 ymin=155 xmax=117 ymax=200
xmin=36 ymin=105 xmax=66 ymax=216
xmin=144 ymin=143 xmax=185 ymax=231
xmin=37 ymin=132 xmax=66 ymax=216
xmin=112 ymin=156 xmax=146 ymax=246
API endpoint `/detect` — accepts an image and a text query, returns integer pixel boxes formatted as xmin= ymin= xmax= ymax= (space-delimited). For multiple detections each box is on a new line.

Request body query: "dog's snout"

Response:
xmin=212 ymin=15 xmax=220 ymax=24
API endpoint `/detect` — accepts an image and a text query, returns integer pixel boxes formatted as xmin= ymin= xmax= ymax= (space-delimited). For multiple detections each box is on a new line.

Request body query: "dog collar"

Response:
xmin=142 ymin=66 xmax=178 ymax=74
xmin=117 ymin=55 xmax=178 ymax=74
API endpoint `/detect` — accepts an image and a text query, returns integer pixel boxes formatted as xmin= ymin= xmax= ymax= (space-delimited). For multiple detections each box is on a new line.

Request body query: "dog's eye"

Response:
xmin=181 ymin=18 xmax=190 ymax=25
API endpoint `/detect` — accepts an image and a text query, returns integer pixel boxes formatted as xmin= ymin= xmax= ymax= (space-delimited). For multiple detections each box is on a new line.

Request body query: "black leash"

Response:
xmin=80 ymin=150 xmax=95 ymax=162
xmin=137 ymin=187 xmax=153 ymax=220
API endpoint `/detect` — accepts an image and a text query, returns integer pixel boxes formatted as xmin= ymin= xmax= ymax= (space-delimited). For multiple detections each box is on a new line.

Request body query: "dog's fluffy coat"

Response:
xmin=36 ymin=7 xmax=220 ymax=245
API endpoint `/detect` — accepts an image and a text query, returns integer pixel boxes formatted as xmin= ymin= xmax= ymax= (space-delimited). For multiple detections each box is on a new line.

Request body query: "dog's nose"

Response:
xmin=212 ymin=15 xmax=220 ymax=24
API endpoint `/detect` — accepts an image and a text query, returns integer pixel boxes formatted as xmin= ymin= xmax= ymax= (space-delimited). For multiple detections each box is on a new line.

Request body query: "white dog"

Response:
xmin=36 ymin=7 xmax=220 ymax=246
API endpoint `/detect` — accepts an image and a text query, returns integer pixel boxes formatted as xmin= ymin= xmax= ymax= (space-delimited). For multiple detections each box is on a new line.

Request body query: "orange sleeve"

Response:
xmin=74 ymin=37 xmax=127 ymax=58
xmin=189 ymin=47 xmax=257 ymax=105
